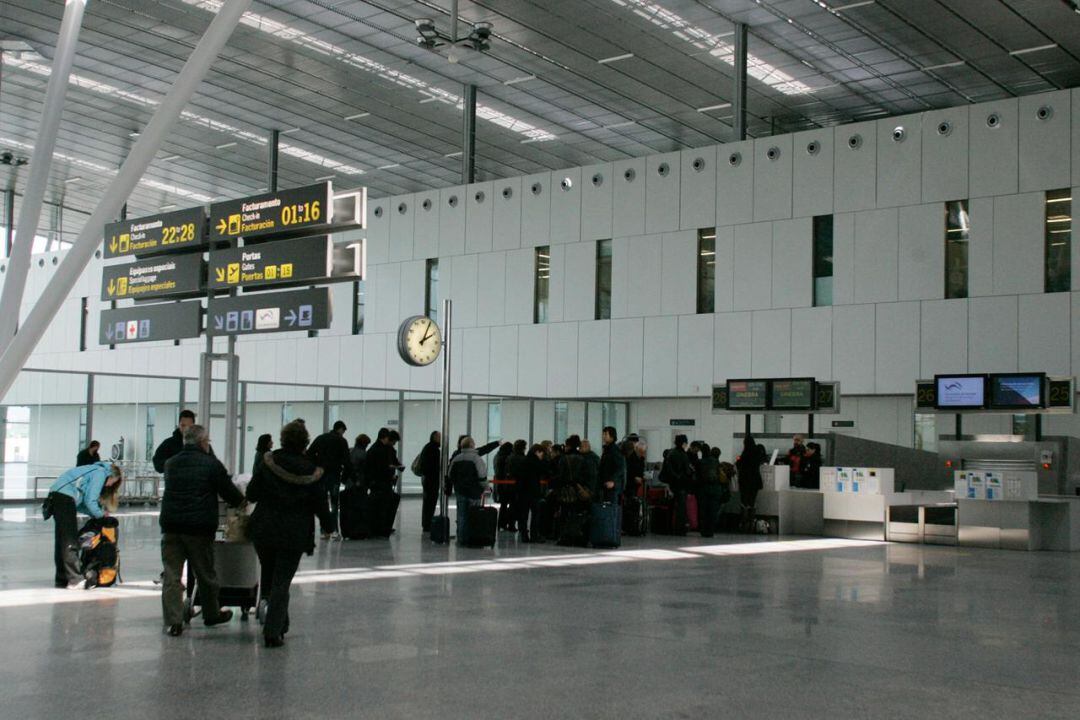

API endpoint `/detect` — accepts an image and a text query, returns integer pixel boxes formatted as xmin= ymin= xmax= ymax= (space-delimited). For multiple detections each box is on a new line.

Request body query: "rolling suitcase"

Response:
xmin=532 ymin=498 xmax=554 ymax=541
xmin=556 ymin=507 xmax=590 ymax=547
xmin=430 ymin=514 xmax=451 ymax=544
xmin=649 ymin=503 xmax=674 ymax=535
xmin=367 ymin=487 xmax=400 ymax=538
xmin=622 ymin=497 xmax=646 ymax=536
xmin=339 ymin=485 xmax=370 ymax=540
xmin=465 ymin=498 xmax=497 ymax=548
xmin=686 ymin=494 xmax=699 ymax=532
xmin=589 ymin=502 xmax=621 ymax=548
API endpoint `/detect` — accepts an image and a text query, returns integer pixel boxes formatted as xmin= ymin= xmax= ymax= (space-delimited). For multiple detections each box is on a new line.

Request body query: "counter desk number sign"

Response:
xmin=397 ymin=315 xmax=442 ymax=367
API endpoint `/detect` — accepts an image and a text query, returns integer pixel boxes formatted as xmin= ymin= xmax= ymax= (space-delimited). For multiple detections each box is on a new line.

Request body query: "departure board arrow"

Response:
xmin=216 ymin=218 xmax=228 ymax=234
xmin=108 ymin=237 xmax=118 ymax=253
xmin=213 ymin=315 xmax=224 ymax=331
xmin=284 ymin=309 xmax=298 ymax=327
xmin=214 ymin=267 xmax=225 ymax=283
xmin=107 ymin=279 xmax=116 ymax=296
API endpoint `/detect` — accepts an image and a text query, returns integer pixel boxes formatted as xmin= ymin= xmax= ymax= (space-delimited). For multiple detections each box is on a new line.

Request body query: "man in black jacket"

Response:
xmin=598 ymin=427 xmax=626 ymax=502
xmin=153 ymin=409 xmax=197 ymax=473
xmin=661 ymin=435 xmax=692 ymax=535
xmin=307 ymin=420 xmax=352 ymax=540
xmin=159 ymin=424 xmax=245 ymax=637
xmin=419 ymin=431 xmax=442 ymax=532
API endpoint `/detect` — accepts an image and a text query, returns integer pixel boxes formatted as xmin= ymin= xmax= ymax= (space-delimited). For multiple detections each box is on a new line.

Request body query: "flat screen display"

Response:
xmin=771 ymin=378 xmax=816 ymax=410
xmin=989 ymin=373 xmax=1044 ymax=409
xmin=935 ymin=375 xmax=986 ymax=409
xmin=727 ymin=380 xmax=768 ymax=410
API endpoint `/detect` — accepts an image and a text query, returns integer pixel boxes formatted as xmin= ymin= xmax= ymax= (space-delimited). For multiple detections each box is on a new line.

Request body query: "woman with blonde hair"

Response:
xmin=47 ymin=462 xmax=123 ymax=588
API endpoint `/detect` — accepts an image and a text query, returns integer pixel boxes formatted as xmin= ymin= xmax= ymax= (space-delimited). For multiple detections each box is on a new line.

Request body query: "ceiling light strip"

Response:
xmin=1008 ymin=43 xmax=1058 ymax=56
xmin=597 ymin=52 xmax=634 ymax=64
xmin=696 ymin=102 xmax=732 ymax=112
xmin=830 ymin=0 xmax=875 ymax=10
xmin=920 ymin=60 xmax=965 ymax=71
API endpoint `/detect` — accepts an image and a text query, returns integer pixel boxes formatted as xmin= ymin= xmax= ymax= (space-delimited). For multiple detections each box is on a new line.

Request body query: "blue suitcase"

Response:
xmin=589 ymin=502 xmax=621 ymax=548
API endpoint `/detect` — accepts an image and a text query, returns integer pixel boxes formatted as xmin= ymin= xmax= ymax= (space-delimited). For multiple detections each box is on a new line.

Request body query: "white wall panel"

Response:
xmin=1072 ymin=293 xmax=1080 ymax=377
xmin=625 ymin=234 xmax=663 ymax=317
xmin=876 ymin=114 xmax=922 ymax=208
xmin=771 ymin=217 xmax=812 ymax=308
xmin=921 ymin=106 xmax=969 ymax=202
xmin=504 ymin=248 xmax=535 ymax=325
xmin=613 ymin=158 xmax=647 ymax=238
xmin=546 ymin=245 xmax=566 ymax=323
xmin=790 ymin=307 xmax=832 ymax=381
xmin=833 ymin=304 xmax=875 ymax=393
xmin=792 ymin=129 xmax=834 ymax=218
xmin=388 ymin=194 xmax=415 ymax=263
xmin=898 ymin=203 xmax=943 ymax=301
xmin=516 ymin=325 xmax=548 ymax=397
xmin=577 ymin=320 xmax=611 ymax=397
xmin=968 ymin=197 xmax=994 ymax=297
xmin=476 ymin=252 xmax=507 ymax=327
xmin=716 ymin=140 xmax=754 ymax=226
xmin=1019 ymin=293 xmax=1070 ymax=375
xmin=521 ymin=172 xmax=551 ymax=248
xmin=581 ymin=163 xmax=614 ymax=241
xmin=832 ymin=213 xmax=855 ymax=306
xmin=680 ymin=146 xmax=716 ymax=231
xmin=465 ymin=181 xmax=494 ymax=254
xmin=1075 ymin=90 xmax=1080 ymax=187
xmin=750 ymin=309 xmax=791 ymax=379
xmin=834 ymin=121 xmax=877 ymax=213
xmin=550 ymin=167 xmax=582 ymax=244
xmin=1019 ymin=89 xmax=1071 ymax=193
xmin=714 ymin=225 xmax=734 ymax=313
xmin=398 ymin=260 xmax=425 ymax=318
xmin=646 ymin=151 xmax=681 ymax=233
xmin=361 ymin=333 xmax=387 ymax=390
xmin=546 ymin=322 xmax=579 ymax=397
xmin=412 ymin=191 xmax=439 ymax=260
xmin=677 ymin=314 xmax=714 ymax=395
xmin=372 ymin=263 xmax=400 ymax=334
xmin=661 ymin=230 xmax=696 ymax=316
xmin=920 ymin=299 xmax=968 ymax=376
xmin=969 ymin=98 xmax=1019 ymax=198
xmin=753 ymin=135 xmax=793 ymax=222
xmin=875 ymin=302 xmax=919 ymax=393
xmin=460 ymin=327 xmax=491 ymax=395
xmin=449 ymin=254 xmax=479 ymax=328
xmin=562 ymin=241 xmax=596 ymax=322
xmin=610 ymin=318 xmax=644 ymax=397
xmin=449 ymin=328 xmax=464 ymax=391
xmin=489 ymin=325 xmax=519 ymax=397
xmin=438 ymin=186 xmax=466 ymax=257
xmin=385 ymin=332 xmax=411 ymax=391
xmin=643 ymin=316 xmax=677 ymax=396
xmin=853 ymin=208 xmax=899 ymax=304
xmin=968 ymin=296 xmax=1017 ymax=373
xmin=492 ymin=177 xmax=522 ymax=251
xmin=992 ymin=193 xmax=1043 ymax=296
xmin=717 ymin=313 xmax=751 ymax=386
xmin=365 ymin=198 xmax=390 ymax=266
xmin=733 ymin=222 xmax=772 ymax=311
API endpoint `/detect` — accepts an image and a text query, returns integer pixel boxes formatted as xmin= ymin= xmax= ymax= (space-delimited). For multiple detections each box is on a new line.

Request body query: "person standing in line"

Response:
xmin=598 ymin=427 xmax=626 ymax=503
xmin=306 ymin=420 xmax=352 ymax=540
xmin=624 ymin=439 xmax=647 ymax=500
xmin=47 ymin=462 xmax=123 ymax=588
xmin=736 ymin=435 xmax=766 ymax=532
xmin=509 ymin=441 xmax=541 ymax=542
xmin=350 ymin=434 xmax=371 ymax=490
xmin=697 ymin=446 xmax=726 ymax=538
xmin=252 ymin=434 xmax=273 ymax=478
xmin=419 ymin=431 xmax=442 ymax=533
xmin=448 ymin=437 xmax=488 ymax=545
xmin=493 ymin=442 xmax=516 ymax=532
xmin=159 ymin=425 xmax=245 ymax=637
xmin=76 ymin=441 xmax=101 ymax=468
xmin=660 ymin=435 xmax=692 ymax=535
xmin=802 ymin=442 xmax=823 ymax=490
xmin=153 ymin=409 xmax=197 ymax=473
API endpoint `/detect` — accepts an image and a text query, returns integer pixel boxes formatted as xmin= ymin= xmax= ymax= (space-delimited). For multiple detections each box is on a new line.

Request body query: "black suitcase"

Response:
xmin=589 ymin=502 xmax=621 ymax=548
xmin=532 ymin=498 xmax=554 ymax=540
xmin=430 ymin=515 xmax=451 ymax=544
xmin=367 ymin=488 xmax=400 ymax=537
xmin=649 ymin=504 xmax=674 ymax=535
xmin=465 ymin=505 xmax=497 ymax=548
xmin=339 ymin=485 xmax=370 ymax=540
xmin=622 ymin=497 xmax=646 ymax=536
xmin=556 ymin=508 xmax=590 ymax=547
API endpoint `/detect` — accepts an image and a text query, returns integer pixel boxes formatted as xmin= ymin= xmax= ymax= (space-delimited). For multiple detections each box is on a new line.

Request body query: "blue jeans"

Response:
xmin=456 ymin=493 xmax=478 ymax=544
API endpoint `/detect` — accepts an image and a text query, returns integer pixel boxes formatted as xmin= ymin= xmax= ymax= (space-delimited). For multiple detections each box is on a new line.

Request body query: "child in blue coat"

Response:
xmin=48 ymin=462 xmax=123 ymax=588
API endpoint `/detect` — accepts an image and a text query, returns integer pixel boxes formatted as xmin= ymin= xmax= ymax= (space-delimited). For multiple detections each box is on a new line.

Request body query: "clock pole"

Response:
xmin=438 ymin=299 xmax=453 ymax=535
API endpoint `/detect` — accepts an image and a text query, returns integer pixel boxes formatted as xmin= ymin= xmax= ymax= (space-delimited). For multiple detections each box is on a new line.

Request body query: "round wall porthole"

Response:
xmin=657 ymin=162 xmax=670 ymax=177
xmin=728 ymin=152 xmax=742 ymax=167
xmin=891 ymin=126 xmax=905 ymax=142
xmin=422 ymin=198 xmax=433 ymax=211
xmin=986 ymin=112 xmax=1001 ymax=129
xmin=52 ymin=256 xmax=58 ymax=265
xmin=373 ymin=205 xmax=384 ymax=218
xmin=591 ymin=172 xmax=604 ymax=187
xmin=766 ymin=146 xmax=781 ymax=161
xmin=502 ymin=186 xmax=513 ymax=199
xmin=806 ymin=140 xmax=821 ymax=156
xmin=531 ymin=182 xmax=543 ymax=196
xmin=560 ymin=177 xmax=573 ymax=191
xmin=94 ymin=250 xmax=101 ymax=259
xmin=1036 ymin=105 xmax=1053 ymax=121
xmin=847 ymin=134 xmax=863 ymax=150
xmin=397 ymin=202 xmax=407 ymax=215
xmin=38 ymin=259 xmax=45 ymax=268
xmin=474 ymin=190 xmax=485 ymax=203
xmin=623 ymin=168 xmax=636 ymax=182
xmin=448 ymin=195 xmax=459 ymax=208
xmin=936 ymin=120 xmax=952 ymax=136
xmin=692 ymin=157 xmax=705 ymax=172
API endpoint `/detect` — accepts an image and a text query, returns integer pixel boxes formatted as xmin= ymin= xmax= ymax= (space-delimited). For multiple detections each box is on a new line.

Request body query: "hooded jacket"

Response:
xmin=246 ymin=449 xmax=330 ymax=554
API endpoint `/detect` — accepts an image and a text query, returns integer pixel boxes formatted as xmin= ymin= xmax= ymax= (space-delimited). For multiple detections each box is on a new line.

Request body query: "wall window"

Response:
xmin=352 ymin=280 xmax=365 ymax=335
xmin=697 ymin=229 xmax=716 ymax=313
xmin=487 ymin=402 xmax=501 ymax=444
xmin=1045 ymin=189 xmax=1072 ymax=293
xmin=3 ymin=406 xmax=31 ymax=463
xmin=813 ymin=215 xmax=834 ymax=306
xmin=534 ymin=246 xmax=550 ymax=324
xmin=554 ymin=401 xmax=568 ymax=443
xmin=945 ymin=200 xmax=970 ymax=299
xmin=78 ymin=297 xmax=88 ymax=352
xmin=595 ymin=240 xmax=612 ymax=320
xmin=425 ymin=258 xmax=440 ymax=323
xmin=601 ymin=402 xmax=618 ymax=431
xmin=913 ymin=413 xmax=936 ymax=453
xmin=144 ymin=407 xmax=156 ymax=463
xmin=78 ymin=406 xmax=88 ymax=451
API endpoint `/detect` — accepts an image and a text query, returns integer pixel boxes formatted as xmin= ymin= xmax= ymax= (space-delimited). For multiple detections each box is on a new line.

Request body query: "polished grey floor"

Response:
xmin=1 ymin=499 xmax=1079 ymax=720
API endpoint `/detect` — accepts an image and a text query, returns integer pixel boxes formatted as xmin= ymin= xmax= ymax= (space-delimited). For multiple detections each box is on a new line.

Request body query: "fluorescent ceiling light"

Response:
xmin=611 ymin=0 xmax=812 ymax=94
xmin=344 ymin=112 xmax=370 ymax=121
xmin=314 ymin=175 xmax=335 ymax=181
xmin=1009 ymin=43 xmax=1057 ymax=56
xmin=159 ymin=204 xmax=177 ymax=210
xmin=921 ymin=60 xmax=965 ymax=71
xmin=63 ymin=176 xmax=83 ymax=183
xmin=503 ymin=75 xmax=536 ymax=85
xmin=696 ymin=102 xmax=732 ymax=112
xmin=128 ymin=132 xmax=140 ymax=137
xmin=444 ymin=151 xmax=463 ymax=158
xmin=376 ymin=163 xmax=401 ymax=170
xmin=418 ymin=96 xmax=438 ymax=104
xmin=160 ymin=155 xmax=182 ymax=162
xmin=215 ymin=142 xmax=237 ymax=149
xmin=281 ymin=127 xmax=302 ymax=134
xmin=178 ymin=0 xmax=557 ymax=142
xmin=829 ymin=0 xmax=875 ymax=10
xmin=603 ymin=120 xmax=636 ymax=129
xmin=597 ymin=52 xmax=634 ymax=64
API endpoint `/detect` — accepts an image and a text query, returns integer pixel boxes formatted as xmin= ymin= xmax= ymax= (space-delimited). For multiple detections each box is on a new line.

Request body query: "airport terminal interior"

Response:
xmin=2 ymin=0 xmax=1080 ymax=717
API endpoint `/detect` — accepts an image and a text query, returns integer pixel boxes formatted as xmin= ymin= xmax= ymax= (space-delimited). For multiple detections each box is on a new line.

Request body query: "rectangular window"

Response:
xmin=945 ymin=200 xmax=970 ymax=299
xmin=352 ymin=280 xmax=365 ymax=335
xmin=1045 ymin=189 xmax=1072 ymax=293
xmin=487 ymin=402 xmax=501 ymax=444
xmin=554 ymin=401 xmax=568 ymax=443
xmin=697 ymin=228 xmax=716 ymax=313
xmin=78 ymin=406 xmax=88 ymax=451
xmin=425 ymin=258 xmax=440 ymax=324
xmin=813 ymin=215 xmax=834 ymax=306
xmin=534 ymin=246 xmax=550 ymax=324
xmin=144 ymin=407 xmax=156 ymax=463
xmin=913 ymin=413 xmax=936 ymax=453
xmin=595 ymin=240 xmax=612 ymax=320
xmin=78 ymin=297 xmax=88 ymax=352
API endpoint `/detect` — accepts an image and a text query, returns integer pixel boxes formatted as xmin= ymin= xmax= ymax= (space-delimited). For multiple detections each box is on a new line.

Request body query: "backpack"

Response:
xmin=410 ymin=450 xmax=424 ymax=477
xmin=78 ymin=516 xmax=120 ymax=588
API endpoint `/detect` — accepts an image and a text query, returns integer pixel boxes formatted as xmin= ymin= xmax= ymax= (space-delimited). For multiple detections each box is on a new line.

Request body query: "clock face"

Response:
xmin=397 ymin=315 xmax=442 ymax=367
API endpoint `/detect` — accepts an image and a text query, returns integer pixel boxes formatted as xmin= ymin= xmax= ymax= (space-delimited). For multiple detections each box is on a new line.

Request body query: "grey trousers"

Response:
xmin=161 ymin=533 xmax=225 ymax=627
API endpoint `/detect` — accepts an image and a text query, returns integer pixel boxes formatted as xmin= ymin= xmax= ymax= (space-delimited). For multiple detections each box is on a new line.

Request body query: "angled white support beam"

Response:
xmin=0 ymin=0 xmax=89 ymax=351
xmin=0 ymin=0 xmax=254 ymax=402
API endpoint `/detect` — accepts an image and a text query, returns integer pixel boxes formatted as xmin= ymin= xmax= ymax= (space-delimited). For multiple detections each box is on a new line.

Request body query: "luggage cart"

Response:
xmin=183 ymin=499 xmax=259 ymax=622
xmin=117 ymin=461 xmax=161 ymax=506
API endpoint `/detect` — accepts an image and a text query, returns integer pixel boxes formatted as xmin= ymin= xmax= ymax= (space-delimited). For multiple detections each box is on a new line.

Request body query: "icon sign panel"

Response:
xmin=99 ymin=301 xmax=202 ymax=345
xmin=103 ymin=206 xmax=207 ymax=259
xmin=206 ymin=287 xmax=331 ymax=337
xmin=209 ymin=182 xmax=332 ymax=242
xmin=207 ymin=236 xmax=335 ymax=290
xmin=100 ymin=252 xmax=204 ymax=301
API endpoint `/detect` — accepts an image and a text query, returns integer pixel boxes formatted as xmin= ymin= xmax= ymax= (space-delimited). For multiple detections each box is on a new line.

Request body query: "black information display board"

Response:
xmin=100 ymin=253 xmax=204 ymax=301
xmin=915 ymin=380 xmax=936 ymax=409
xmin=103 ymin=206 xmax=207 ymax=259
xmin=208 ymin=236 xmax=332 ymax=290
xmin=99 ymin=301 xmax=202 ymax=345
xmin=206 ymin=287 xmax=331 ymax=337
xmin=816 ymin=383 xmax=837 ymax=412
xmin=727 ymin=379 xmax=769 ymax=410
xmin=1047 ymin=379 xmax=1073 ymax=409
xmin=209 ymin=182 xmax=331 ymax=242
xmin=770 ymin=378 xmax=816 ymax=410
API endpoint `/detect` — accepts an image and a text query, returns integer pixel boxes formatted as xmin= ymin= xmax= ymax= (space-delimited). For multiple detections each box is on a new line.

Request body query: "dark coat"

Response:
xmin=160 ymin=444 xmax=244 ymax=537
xmin=508 ymin=452 xmax=539 ymax=500
xmin=365 ymin=441 xmax=397 ymax=489
xmin=350 ymin=446 xmax=368 ymax=486
xmin=802 ymin=453 xmax=822 ymax=490
xmin=599 ymin=443 xmax=627 ymax=497
xmin=246 ymin=450 xmax=329 ymax=555
xmin=661 ymin=446 xmax=692 ymax=491
xmin=152 ymin=429 xmax=184 ymax=474
xmin=420 ymin=441 xmax=441 ymax=486
xmin=736 ymin=446 xmax=765 ymax=493
xmin=76 ymin=449 xmax=100 ymax=467
xmin=555 ymin=450 xmax=595 ymax=497
xmin=625 ymin=451 xmax=645 ymax=497
xmin=307 ymin=430 xmax=352 ymax=482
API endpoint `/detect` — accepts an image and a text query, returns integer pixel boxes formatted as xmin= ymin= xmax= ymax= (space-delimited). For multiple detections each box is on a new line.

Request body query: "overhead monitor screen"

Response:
xmin=935 ymin=375 xmax=986 ymax=409
xmin=726 ymin=380 xmax=768 ymax=410
xmin=989 ymin=374 xmax=1044 ymax=409
xmin=770 ymin=379 xmax=816 ymax=410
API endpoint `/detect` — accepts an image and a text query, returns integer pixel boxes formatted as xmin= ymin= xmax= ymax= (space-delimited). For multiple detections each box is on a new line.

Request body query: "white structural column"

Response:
xmin=0 ymin=0 xmax=254 ymax=401
xmin=0 ymin=0 xmax=89 ymax=352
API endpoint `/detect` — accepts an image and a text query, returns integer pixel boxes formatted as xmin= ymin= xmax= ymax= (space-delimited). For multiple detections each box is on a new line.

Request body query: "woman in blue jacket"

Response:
xmin=48 ymin=462 xmax=123 ymax=588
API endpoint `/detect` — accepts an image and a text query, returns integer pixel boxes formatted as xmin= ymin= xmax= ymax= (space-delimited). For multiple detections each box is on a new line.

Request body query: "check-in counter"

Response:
xmin=887 ymin=503 xmax=958 ymax=545
xmin=957 ymin=496 xmax=1080 ymax=551
xmin=755 ymin=489 xmax=824 ymax=536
